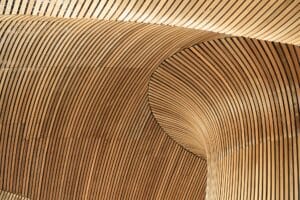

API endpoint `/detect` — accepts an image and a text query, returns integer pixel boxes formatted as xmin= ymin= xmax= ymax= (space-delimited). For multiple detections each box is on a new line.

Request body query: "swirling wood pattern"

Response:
xmin=0 ymin=15 xmax=221 ymax=199
xmin=0 ymin=0 xmax=299 ymax=199
xmin=149 ymin=37 xmax=300 ymax=199
xmin=0 ymin=0 xmax=299 ymax=45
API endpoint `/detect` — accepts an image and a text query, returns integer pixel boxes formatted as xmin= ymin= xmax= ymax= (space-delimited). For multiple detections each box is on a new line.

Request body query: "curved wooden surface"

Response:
xmin=0 ymin=0 xmax=299 ymax=199
xmin=0 ymin=16 xmax=220 ymax=199
xmin=0 ymin=0 xmax=299 ymax=45
xmin=149 ymin=38 xmax=300 ymax=199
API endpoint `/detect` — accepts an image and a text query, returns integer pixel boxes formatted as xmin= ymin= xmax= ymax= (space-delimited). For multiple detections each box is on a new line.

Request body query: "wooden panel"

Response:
xmin=149 ymin=37 xmax=300 ymax=199
xmin=0 ymin=1 xmax=299 ymax=199
xmin=0 ymin=0 xmax=299 ymax=45
xmin=0 ymin=16 xmax=220 ymax=199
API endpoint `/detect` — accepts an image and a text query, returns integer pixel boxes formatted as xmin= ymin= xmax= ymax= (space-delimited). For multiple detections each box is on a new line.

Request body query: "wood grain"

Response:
xmin=0 ymin=190 xmax=29 ymax=200
xmin=0 ymin=0 xmax=299 ymax=45
xmin=0 ymin=15 xmax=220 ymax=199
xmin=149 ymin=37 xmax=300 ymax=199
xmin=0 ymin=0 xmax=299 ymax=199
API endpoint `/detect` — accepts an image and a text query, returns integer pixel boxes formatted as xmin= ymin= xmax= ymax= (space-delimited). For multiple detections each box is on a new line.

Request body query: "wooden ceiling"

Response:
xmin=0 ymin=0 xmax=299 ymax=199
xmin=149 ymin=38 xmax=300 ymax=199
xmin=0 ymin=0 xmax=299 ymax=45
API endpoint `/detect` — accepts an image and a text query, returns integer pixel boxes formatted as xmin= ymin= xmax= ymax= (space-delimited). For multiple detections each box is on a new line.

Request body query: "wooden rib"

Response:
xmin=0 ymin=15 xmax=222 ymax=199
xmin=0 ymin=190 xmax=29 ymax=200
xmin=0 ymin=1 xmax=299 ymax=199
xmin=149 ymin=37 xmax=300 ymax=199
xmin=0 ymin=0 xmax=299 ymax=45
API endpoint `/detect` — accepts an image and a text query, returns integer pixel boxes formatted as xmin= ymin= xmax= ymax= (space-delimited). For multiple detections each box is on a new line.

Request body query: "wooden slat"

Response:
xmin=0 ymin=0 xmax=299 ymax=45
xmin=0 ymin=15 xmax=220 ymax=199
xmin=0 ymin=190 xmax=29 ymax=200
xmin=149 ymin=37 xmax=300 ymax=199
xmin=0 ymin=1 xmax=299 ymax=199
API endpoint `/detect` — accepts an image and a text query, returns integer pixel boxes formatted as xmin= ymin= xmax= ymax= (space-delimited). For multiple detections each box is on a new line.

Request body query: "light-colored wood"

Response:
xmin=0 ymin=190 xmax=29 ymax=200
xmin=149 ymin=37 xmax=300 ymax=199
xmin=0 ymin=16 xmax=218 ymax=199
xmin=0 ymin=0 xmax=299 ymax=45
xmin=0 ymin=0 xmax=299 ymax=199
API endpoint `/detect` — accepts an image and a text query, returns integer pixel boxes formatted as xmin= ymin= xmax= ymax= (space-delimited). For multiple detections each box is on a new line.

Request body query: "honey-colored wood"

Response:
xmin=0 ymin=0 xmax=299 ymax=45
xmin=149 ymin=38 xmax=300 ymax=199
xmin=0 ymin=190 xmax=29 ymax=200
xmin=0 ymin=0 xmax=299 ymax=199
xmin=0 ymin=16 xmax=219 ymax=199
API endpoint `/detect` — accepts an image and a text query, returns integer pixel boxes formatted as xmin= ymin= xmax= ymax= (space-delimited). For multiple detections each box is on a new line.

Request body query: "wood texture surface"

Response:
xmin=0 ymin=190 xmax=29 ymax=200
xmin=0 ymin=0 xmax=299 ymax=199
xmin=0 ymin=0 xmax=299 ymax=45
xmin=149 ymin=37 xmax=300 ymax=199
xmin=0 ymin=16 xmax=220 ymax=199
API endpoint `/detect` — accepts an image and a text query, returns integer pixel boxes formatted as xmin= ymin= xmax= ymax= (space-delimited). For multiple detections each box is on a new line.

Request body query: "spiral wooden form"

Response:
xmin=0 ymin=0 xmax=299 ymax=199
xmin=149 ymin=38 xmax=300 ymax=199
